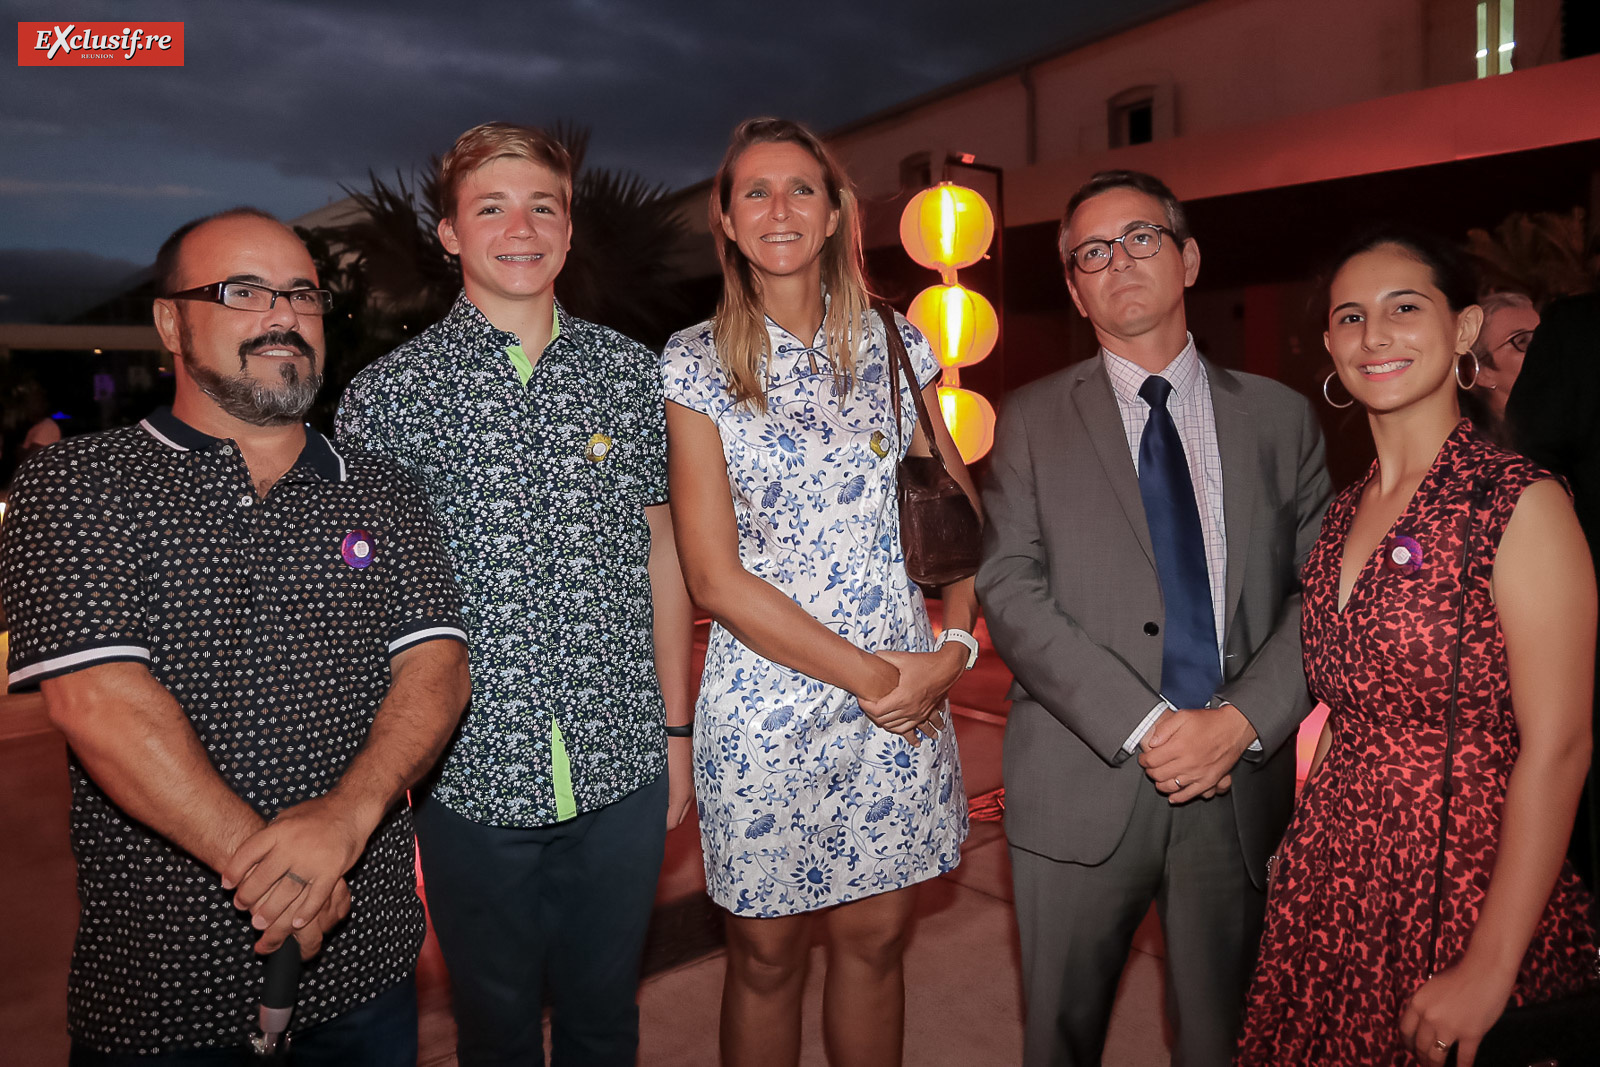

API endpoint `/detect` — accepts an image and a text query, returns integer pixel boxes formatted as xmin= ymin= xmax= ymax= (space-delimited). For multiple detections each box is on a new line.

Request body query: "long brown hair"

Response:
xmin=710 ymin=117 xmax=872 ymax=409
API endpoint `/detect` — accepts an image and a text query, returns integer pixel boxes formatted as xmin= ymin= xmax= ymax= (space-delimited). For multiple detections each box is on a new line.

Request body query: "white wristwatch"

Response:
xmin=936 ymin=627 xmax=980 ymax=670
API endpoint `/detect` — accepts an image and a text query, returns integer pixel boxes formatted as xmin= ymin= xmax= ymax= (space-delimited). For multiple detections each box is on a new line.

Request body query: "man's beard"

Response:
xmin=180 ymin=326 xmax=324 ymax=426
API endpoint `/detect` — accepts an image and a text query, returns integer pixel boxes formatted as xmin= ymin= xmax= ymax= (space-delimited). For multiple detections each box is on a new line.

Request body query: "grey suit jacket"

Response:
xmin=976 ymin=355 xmax=1331 ymax=889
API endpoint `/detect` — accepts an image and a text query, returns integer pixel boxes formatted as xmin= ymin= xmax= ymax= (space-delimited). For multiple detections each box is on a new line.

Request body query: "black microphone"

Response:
xmin=250 ymin=940 xmax=302 ymax=1058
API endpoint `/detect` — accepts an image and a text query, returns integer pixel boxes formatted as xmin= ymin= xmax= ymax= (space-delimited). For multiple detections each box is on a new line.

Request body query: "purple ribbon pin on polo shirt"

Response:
xmin=341 ymin=529 xmax=375 ymax=569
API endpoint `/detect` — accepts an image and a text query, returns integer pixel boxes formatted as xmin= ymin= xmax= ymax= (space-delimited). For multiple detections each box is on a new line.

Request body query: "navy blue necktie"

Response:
xmin=1137 ymin=375 xmax=1220 ymax=709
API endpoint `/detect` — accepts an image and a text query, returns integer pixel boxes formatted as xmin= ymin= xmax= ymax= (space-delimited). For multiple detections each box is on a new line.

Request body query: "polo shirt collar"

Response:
xmin=289 ymin=426 xmax=348 ymax=482
xmin=138 ymin=406 xmax=348 ymax=482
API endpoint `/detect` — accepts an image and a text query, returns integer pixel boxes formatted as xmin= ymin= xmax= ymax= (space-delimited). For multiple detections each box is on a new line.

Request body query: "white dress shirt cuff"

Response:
xmin=1212 ymin=698 xmax=1265 ymax=753
xmin=1121 ymin=698 xmax=1263 ymax=755
xmin=1123 ymin=700 xmax=1173 ymax=754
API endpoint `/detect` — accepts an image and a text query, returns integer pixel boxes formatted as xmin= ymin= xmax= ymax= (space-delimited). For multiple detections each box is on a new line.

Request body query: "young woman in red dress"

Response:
xmin=1236 ymin=230 xmax=1599 ymax=1067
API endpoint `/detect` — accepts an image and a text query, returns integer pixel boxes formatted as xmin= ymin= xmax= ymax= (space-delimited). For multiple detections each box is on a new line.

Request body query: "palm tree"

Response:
xmin=320 ymin=169 xmax=460 ymax=328
xmin=294 ymin=222 xmax=404 ymax=432
xmin=1465 ymin=207 xmax=1600 ymax=304
xmin=300 ymin=123 xmax=692 ymax=429
xmin=553 ymin=123 xmax=692 ymax=349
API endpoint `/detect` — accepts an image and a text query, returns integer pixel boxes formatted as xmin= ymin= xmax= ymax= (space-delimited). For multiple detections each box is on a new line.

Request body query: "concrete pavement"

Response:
xmin=0 ymin=619 xmax=1178 ymax=1065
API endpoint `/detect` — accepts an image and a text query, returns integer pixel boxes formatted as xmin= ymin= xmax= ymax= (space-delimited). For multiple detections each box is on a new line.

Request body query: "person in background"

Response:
xmin=662 ymin=117 xmax=975 ymax=1067
xmin=0 ymin=384 xmax=59 ymax=494
xmin=1460 ymin=290 xmax=1538 ymax=443
xmin=1238 ymin=229 xmax=1598 ymax=1067
xmin=20 ymin=412 xmax=62 ymax=454
xmin=1505 ymin=290 xmax=1600 ymax=893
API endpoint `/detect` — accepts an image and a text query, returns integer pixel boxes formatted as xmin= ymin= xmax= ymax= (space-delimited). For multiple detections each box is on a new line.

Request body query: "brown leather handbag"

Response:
xmin=876 ymin=303 xmax=982 ymax=587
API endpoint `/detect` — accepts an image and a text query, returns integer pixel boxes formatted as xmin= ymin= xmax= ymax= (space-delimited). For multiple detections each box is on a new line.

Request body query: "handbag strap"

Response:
xmin=874 ymin=301 xmax=951 ymax=473
xmin=1425 ymin=479 xmax=1490 ymax=978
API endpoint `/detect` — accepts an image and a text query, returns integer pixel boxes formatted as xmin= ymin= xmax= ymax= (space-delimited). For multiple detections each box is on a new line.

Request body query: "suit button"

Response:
xmin=1144 ymin=622 xmax=1160 ymax=636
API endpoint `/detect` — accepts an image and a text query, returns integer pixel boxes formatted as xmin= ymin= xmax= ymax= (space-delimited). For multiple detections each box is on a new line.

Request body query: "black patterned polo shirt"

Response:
xmin=337 ymin=294 xmax=668 ymax=827
xmin=0 ymin=408 xmax=466 ymax=1053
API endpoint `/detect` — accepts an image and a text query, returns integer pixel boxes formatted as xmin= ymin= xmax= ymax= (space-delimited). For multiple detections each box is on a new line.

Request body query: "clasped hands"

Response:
xmin=219 ymin=792 xmax=378 ymax=961
xmin=856 ymin=646 xmax=965 ymax=745
xmin=1138 ymin=703 xmax=1258 ymax=804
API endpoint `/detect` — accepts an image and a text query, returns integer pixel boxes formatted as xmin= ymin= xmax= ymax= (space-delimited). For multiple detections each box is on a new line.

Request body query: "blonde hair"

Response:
xmin=710 ymin=118 xmax=872 ymax=410
xmin=1470 ymin=291 xmax=1535 ymax=369
xmin=438 ymin=122 xmax=574 ymax=218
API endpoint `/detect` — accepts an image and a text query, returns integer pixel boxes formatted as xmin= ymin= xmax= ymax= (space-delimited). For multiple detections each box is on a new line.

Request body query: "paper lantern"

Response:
xmin=937 ymin=386 xmax=996 ymax=463
xmin=899 ymin=182 xmax=994 ymax=272
xmin=906 ymin=283 xmax=998 ymax=369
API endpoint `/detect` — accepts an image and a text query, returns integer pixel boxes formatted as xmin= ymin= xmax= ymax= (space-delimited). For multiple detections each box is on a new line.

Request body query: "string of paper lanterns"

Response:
xmin=898 ymin=182 xmax=998 ymax=462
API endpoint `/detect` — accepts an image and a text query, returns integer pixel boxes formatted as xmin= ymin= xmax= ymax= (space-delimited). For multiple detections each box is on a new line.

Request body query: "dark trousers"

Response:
xmin=68 ymin=977 xmax=417 ymax=1066
xmin=1011 ymin=781 xmax=1264 ymax=1067
xmin=413 ymin=773 xmax=668 ymax=1067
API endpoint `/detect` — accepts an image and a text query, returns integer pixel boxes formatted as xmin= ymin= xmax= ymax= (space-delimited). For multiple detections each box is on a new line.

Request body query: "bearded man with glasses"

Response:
xmin=1 ymin=207 xmax=470 ymax=1064
xmin=976 ymin=170 xmax=1332 ymax=1066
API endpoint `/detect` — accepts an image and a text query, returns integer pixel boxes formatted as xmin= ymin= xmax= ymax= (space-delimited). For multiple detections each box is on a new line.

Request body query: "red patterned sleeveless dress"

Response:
xmin=1236 ymin=422 xmax=1600 ymax=1065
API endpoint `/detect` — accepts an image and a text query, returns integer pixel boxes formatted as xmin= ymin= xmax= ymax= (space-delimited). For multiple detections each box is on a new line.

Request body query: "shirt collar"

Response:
xmin=138 ymin=406 xmax=348 ymax=483
xmin=1101 ymin=333 xmax=1204 ymax=406
xmin=447 ymin=290 xmax=568 ymax=353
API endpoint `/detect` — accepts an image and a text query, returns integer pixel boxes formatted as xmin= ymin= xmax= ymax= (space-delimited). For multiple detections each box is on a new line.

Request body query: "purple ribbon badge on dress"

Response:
xmin=341 ymin=529 xmax=375 ymax=569
xmin=1381 ymin=534 xmax=1424 ymax=576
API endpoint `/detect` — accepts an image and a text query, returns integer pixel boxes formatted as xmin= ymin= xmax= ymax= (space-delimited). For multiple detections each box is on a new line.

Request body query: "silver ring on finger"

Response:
xmin=1173 ymin=777 xmax=1182 ymax=789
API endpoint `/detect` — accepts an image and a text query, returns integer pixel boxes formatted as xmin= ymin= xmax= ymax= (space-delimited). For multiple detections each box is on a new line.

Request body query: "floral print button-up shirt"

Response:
xmin=338 ymin=293 xmax=668 ymax=826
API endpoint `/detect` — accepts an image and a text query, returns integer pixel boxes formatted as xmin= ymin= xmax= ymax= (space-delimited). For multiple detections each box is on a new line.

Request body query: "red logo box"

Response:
xmin=17 ymin=22 xmax=184 ymax=66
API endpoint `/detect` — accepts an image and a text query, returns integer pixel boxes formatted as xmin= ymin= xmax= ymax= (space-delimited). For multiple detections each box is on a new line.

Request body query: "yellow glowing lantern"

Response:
xmin=906 ymin=283 xmax=998 ymax=369
xmin=899 ymin=182 xmax=995 ymax=273
xmin=937 ymin=386 xmax=996 ymax=463
xmin=898 ymin=176 xmax=1000 ymax=461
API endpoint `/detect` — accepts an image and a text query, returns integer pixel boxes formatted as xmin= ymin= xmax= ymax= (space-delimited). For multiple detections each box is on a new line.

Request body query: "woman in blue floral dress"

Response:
xmin=661 ymin=118 xmax=977 ymax=1066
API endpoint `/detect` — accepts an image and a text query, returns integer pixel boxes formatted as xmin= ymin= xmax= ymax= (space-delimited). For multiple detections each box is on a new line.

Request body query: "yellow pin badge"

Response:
xmin=585 ymin=433 xmax=613 ymax=463
xmin=869 ymin=430 xmax=890 ymax=458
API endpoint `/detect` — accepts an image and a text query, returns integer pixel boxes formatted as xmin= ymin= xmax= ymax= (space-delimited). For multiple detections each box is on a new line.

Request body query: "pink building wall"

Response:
xmin=827 ymin=0 xmax=1564 ymax=204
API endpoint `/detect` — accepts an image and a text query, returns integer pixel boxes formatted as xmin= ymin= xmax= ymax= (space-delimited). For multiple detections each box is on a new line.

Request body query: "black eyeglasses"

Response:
xmin=167 ymin=281 xmax=333 ymax=316
xmin=1066 ymin=224 xmax=1176 ymax=273
xmin=1496 ymin=329 xmax=1534 ymax=355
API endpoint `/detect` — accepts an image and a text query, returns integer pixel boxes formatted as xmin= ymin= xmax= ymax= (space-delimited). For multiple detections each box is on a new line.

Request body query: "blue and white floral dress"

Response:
xmin=661 ymin=307 xmax=967 ymax=917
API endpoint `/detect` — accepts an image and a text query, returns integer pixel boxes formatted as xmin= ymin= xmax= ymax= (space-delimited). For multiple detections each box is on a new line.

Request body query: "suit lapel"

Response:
xmin=1208 ymin=360 xmax=1255 ymax=640
xmin=1071 ymin=361 xmax=1156 ymax=567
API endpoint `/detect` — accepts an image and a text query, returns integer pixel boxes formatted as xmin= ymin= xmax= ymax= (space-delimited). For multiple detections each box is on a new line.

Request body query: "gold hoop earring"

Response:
xmin=1455 ymin=350 xmax=1480 ymax=391
xmin=1322 ymin=371 xmax=1355 ymax=409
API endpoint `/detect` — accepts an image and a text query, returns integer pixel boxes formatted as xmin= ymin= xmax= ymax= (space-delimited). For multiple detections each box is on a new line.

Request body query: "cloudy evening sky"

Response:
xmin=2 ymin=0 xmax=1183 ymax=277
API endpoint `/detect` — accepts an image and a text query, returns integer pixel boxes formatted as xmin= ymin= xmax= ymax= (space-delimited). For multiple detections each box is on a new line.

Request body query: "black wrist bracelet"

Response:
xmin=664 ymin=723 xmax=693 ymax=738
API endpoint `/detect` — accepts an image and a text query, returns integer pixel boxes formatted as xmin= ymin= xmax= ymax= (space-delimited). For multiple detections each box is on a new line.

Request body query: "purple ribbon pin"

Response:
xmin=1381 ymin=534 xmax=1424 ymax=576
xmin=341 ymin=529 xmax=374 ymax=569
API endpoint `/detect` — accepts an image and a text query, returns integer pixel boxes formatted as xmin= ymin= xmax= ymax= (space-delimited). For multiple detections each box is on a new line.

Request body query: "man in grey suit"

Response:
xmin=977 ymin=170 xmax=1331 ymax=1067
